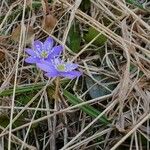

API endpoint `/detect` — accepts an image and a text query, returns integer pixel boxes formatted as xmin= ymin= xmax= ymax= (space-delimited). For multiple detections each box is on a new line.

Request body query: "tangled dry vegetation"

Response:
xmin=0 ymin=0 xmax=150 ymax=149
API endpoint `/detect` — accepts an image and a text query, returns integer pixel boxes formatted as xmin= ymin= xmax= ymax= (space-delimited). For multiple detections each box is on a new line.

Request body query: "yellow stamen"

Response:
xmin=41 ymin=51 xmax=48 ymax=58
xmin=57 ymin=64 xmax=65 ymax=71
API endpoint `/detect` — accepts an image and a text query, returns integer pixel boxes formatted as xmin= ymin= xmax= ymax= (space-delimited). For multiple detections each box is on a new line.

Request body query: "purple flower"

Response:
xmin=37 ymin=58 xmax=82 ymax=79
xmin=25 ymin=37 xmax=63 ymax=64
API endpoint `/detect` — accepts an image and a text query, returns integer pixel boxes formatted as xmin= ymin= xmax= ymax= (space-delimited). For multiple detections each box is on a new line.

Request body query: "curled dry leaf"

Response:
xmin=42 ymin=14 xmax=57 ymax=33
xmin=11 ymin=25 xmax=35 ymax=44
xmin=0 ymin=36 xmax=10 ymax=43
xmin=0 ymin=49 xmax=5 ymax=63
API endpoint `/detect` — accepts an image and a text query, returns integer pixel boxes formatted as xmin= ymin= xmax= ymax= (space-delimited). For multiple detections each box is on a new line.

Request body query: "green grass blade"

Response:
xmin=0 ymin=79 xmax=70 ymax=97
xmin=0 ymin=83 xmax=46 ymax=97
xmin=63 ymin=90 xmax=110 ymax=125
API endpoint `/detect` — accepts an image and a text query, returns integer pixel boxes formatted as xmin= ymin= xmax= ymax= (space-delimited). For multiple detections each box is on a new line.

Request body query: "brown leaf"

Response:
xmin=42 ymin=14 xmax=57 ymax=33
xmin=0 ymin=49 xmax=5 ymax=63
xmin=11 ymin=25 xmax=34 ymax=44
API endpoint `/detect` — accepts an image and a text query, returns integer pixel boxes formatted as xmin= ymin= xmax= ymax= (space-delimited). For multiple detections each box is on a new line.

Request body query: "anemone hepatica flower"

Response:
xmin=37 ymin=58 xmax=82 ymax=79
xmin=25 ymin=37 xmax=63 ymax=64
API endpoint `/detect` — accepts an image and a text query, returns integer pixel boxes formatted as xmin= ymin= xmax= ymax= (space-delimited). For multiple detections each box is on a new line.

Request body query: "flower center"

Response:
xmin=41 ymin=51 xmax=48 ymax=58
xmin=57 ymin=64 xmax=65 ymax=71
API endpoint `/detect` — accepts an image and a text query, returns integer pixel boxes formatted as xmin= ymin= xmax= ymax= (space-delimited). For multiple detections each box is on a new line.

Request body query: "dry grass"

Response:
xmin=0 ymin=0 xmax=150 ymax=149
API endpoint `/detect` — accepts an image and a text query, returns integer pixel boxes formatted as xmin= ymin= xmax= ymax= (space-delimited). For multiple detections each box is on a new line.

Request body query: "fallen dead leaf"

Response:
xmin=0 ymin=36 xmax=10 ymax=43
xmin=11 ymin=25 xmax=35 ymax=44
xmin=42 ymin=14 xmax=57 ymax=33
xmin=0 ymin=49 xmax=5 ymax=63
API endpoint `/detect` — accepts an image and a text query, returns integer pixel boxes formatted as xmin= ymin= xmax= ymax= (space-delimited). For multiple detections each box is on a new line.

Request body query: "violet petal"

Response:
xmin=44 ymin=37 xmax=54 ymax=51
xmin=25 ymin=56 xmax=40 ymax=64
xmin=25 ymin=48 xmax=36 ymax=56
xmin=33 ymin=40 xmax=43 ymax=53
xmin=65 ymin=63 xmax=78 ymax=71
xmin=50 ymin=45 xmax=63 ymax=57
xmin=59 ymin=70 xmax=82 ymax=79
xmin=36 ymin=62 xmax=55 ymax=72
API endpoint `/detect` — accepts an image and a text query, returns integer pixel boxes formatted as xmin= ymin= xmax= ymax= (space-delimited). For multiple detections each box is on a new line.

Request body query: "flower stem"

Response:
xmin=54 ymin=77 xmax=60 ymax=100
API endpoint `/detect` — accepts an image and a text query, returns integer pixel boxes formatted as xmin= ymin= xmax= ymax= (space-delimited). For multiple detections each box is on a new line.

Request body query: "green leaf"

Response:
xmin=0 ymin=114 xmax=25 ymax=128
xmin=80 ymin=0 xmax=91 ymax=11
xmin=84 ymin=27 xmax=107 ymax=47
xmin=16 ymin=93 xmax=37 ymax=105
xmin=0 ymin=115 xmax=10 ymax=128
xmin=86 ymin=75 xmax=116 ymax=99
xmin=67 ymin=22 xmax=81 ymax=53
xmin=63 ymin=90 xmax=110 ymax=125
xmin=130 ymin=64 xmax=144 ymax=77
xmin=126 ymin=0 xmax=145 ymax=9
